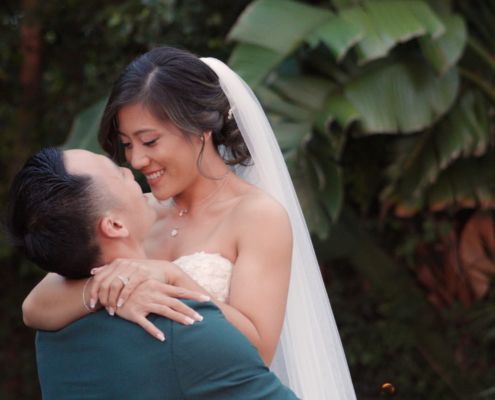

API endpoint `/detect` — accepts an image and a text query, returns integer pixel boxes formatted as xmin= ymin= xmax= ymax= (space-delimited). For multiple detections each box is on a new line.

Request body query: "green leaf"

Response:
xmin=427 ymin=154 xmax=495 ymax=211
xmin=228 ymin=43 xmax=284 ymax=88
xmin=326 ymin=92 xmax=360 ymax=130
xmin=339 ymin=1 xmax=445 ymax=65
xmin=271 ymin=121 xmax=311 ymax=151
xmin=307 ymin=134 xmax=344 ymax=220
xmin=344 ymin=63 xmax=459 ymax=133
xmin=269 ymin=74 xmax=337 ymax=111
xmin=292 ymin=154 xmax=330 ymax=239
xmin=419 ymin=15 xmax=467 ymax=75
xmin=382 ymin=90 xmax=493 ymax=213
xmin=256 ymin=86 xmax=313 ymax=121
xmin=60 ymin=97 xmax=108 ymax=154
xmin=306 ymin=14 xmax=363 ymax=61
xmin=365 ymin=1 xmax=428 ymax=45
xmin=228 ymin=0 xmax=331 ymax=55
xmin=480 ymin=385 xmax=495 ymax=398
xmin=339 ymin=6 xmax=392 ymax=64
xmin=408 ymin=0 xmax=446 ymax=38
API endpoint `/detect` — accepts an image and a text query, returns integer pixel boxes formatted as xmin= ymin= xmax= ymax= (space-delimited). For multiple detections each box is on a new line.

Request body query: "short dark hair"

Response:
xmin=98 ymin=46 xmax=250 ymax=168
xmin=3 ymin=148 xmax=104 ymax=279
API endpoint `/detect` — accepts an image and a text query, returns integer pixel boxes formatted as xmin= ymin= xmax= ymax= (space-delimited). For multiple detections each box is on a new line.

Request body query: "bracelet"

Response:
xmin=83 ymin=276 xmax=96 ymax=313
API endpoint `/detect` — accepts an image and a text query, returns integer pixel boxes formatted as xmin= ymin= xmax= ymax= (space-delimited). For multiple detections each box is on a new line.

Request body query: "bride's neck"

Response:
xmin=174 ymin=153 xmax=230 ymax=210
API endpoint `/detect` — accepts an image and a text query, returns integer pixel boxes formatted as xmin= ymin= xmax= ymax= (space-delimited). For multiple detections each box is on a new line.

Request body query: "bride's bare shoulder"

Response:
xmin=231 ymin=183 xmax=291 ymax=230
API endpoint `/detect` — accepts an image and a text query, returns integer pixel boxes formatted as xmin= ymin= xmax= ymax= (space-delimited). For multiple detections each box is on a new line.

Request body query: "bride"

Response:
xmin=22 ymin=47 xmax=356 ymax=399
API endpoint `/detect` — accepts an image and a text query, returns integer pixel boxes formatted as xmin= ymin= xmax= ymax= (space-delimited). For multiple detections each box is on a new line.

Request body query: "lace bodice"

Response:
xmin=173 ymin=252 xmax=234 ymax=303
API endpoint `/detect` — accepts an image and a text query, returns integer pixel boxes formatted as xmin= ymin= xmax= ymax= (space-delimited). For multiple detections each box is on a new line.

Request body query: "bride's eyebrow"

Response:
xmin=119 ymin=128 xmax=159 ymax=137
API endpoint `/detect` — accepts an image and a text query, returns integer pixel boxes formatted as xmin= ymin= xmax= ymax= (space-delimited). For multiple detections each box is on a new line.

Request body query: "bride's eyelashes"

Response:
xmin=121 ymin=139 xmax=157 ymax=148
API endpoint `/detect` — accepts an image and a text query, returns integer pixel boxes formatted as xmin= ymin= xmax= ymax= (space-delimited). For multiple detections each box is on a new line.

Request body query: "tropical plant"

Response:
xmin=226 ymin=0 xmax=495 ymax=397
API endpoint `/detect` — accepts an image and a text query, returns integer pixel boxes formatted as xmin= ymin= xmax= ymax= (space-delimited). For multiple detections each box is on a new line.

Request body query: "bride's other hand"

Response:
xmin=89 ymin=259 xmax=209 ymax=319
xmin=115 ymin=279 xmax=206 ymax=341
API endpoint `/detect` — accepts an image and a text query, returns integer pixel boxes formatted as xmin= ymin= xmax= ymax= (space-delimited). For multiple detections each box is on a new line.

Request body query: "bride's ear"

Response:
xmin=202 ymin=130 xmax=212 ymax=142
xmin=98 ymin=214 xmax=129 ymax=239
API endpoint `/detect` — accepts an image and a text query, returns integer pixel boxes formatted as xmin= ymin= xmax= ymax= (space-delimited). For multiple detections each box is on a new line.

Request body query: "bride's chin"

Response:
xmin=150 ymin=185 xmax=174 ymax=203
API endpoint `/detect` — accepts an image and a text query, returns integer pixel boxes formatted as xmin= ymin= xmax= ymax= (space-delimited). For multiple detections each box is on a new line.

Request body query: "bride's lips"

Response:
xmin=144 ymin=169 xmax=165 ymax=185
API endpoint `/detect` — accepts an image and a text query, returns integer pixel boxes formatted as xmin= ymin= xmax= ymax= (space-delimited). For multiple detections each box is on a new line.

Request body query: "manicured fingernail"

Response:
xmin=193 ymin=312 xmax=203 ymax=322
xmin=117 ymin=298 xmax=123 ymax=308
xmin=200 ymin=295 xmax=210 ymax=302
xmin=90 ymin=299 xmax=96 ymax=309
xmin=109 ymin=307 xmax=115 ymax=316
xmin=157 ymin=333 xmax=165 ymax=342
xmin=185 ymin=317 xmax=195 ymax=325
xmin=91 ymin=268 xmax=97 ymax=275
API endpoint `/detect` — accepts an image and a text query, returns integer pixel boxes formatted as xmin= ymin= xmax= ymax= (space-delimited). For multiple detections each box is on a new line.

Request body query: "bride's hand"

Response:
xmin=89 ymin=258 xmax=209 ymax=322
xmin=115 ymin=279 xmax=206 ymax=341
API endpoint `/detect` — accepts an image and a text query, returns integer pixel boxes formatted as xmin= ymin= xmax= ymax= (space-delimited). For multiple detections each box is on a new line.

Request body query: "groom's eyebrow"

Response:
xmin=108 ymin=158 xmax=125 ymax=178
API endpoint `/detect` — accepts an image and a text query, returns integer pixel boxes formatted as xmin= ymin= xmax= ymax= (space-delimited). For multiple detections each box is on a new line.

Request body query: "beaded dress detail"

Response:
xmin=173 ymin=252 xmax=233 ymax=303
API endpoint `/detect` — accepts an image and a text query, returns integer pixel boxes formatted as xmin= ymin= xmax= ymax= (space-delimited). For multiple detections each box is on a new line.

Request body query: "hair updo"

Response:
xmin=98 ymin=46 xmax=250 ymax=168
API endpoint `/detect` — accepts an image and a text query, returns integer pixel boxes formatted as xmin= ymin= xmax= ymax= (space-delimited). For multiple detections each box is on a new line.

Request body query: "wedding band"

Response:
xmin=117 ymin=275 xmax=129 ymax=285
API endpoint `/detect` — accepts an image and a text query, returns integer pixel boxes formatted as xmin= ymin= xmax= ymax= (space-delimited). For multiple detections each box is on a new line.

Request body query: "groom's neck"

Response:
xmin=100 ymin=240 xmax=147 ymax=264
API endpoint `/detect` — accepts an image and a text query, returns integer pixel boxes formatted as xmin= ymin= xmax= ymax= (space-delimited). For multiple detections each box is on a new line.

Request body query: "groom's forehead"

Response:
xmin=64 ymin=150 xmax=117 ymax=176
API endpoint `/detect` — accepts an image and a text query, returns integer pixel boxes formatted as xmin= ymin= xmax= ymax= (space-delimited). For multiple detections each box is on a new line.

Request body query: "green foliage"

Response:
xmin=226 ymin=0 xmax=495 ymax=398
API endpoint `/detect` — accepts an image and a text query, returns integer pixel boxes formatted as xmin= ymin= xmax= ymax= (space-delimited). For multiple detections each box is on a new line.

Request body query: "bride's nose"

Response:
xmin=128 ymin=146 xmax=150 ymax=170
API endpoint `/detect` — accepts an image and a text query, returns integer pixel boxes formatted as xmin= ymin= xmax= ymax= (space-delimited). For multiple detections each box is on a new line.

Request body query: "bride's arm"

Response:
xmin=22 ymin=273 xmax=102 ymax=329
xmin=22 ymin=269 xmax=208 ymax=331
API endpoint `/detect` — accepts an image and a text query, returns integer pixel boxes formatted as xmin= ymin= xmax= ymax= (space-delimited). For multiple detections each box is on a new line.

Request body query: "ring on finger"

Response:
xmin=117 ymin=275 xmax=129 ymax=285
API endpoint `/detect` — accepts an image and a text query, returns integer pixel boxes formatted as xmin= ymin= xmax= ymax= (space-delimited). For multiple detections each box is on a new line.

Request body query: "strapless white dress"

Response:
xmin=173 ymin=252 xmax=234 ymax=303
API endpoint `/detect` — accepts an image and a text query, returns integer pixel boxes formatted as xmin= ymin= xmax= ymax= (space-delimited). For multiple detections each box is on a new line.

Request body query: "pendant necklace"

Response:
xmin=169 ymin=171 xmax=231 ymax=237
xmin=172 ymin=170 xmax=229 ymax=217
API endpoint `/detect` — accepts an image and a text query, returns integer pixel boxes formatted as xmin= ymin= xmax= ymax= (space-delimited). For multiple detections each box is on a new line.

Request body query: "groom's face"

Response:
xmin=64 ymin=150 xmax=156 ymax=242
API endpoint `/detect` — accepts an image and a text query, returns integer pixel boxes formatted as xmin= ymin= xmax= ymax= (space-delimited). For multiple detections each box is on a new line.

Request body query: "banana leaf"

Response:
xmin=227 ymin=0 xmax=331 ymax=54
xmin=268 ymin=74 xmax=337 ymax=112
xmin=305 ymin=14 xmax=363 ymax=61
xmin=60 ymin=97 xmax=108 ymax=154
xmin=344 ymin=63 xmax=459 ymax=133
xmin=228 ymin=43 xmax=285 ymax=88
xmin=419 ymin=14 xmax=467 ymax=75
xmin=382 ymin=90 xmax=493 ymax=213
xmin=339 ymin=0 xmax=445 ymax=65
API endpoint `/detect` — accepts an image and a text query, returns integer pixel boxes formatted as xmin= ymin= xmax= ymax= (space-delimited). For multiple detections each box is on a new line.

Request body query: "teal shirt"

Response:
xmin=36 ymin=300 xmax=300 ymax=400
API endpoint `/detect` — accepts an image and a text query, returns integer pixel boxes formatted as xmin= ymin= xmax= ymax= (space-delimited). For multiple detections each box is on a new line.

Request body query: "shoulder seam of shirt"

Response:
xmin=170 ymin=321 xmax=189 ymax=400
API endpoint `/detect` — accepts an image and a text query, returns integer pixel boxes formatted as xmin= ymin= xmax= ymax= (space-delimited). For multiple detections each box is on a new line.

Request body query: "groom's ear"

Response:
xmin=98 ymin=213 xmax=129 ymax=239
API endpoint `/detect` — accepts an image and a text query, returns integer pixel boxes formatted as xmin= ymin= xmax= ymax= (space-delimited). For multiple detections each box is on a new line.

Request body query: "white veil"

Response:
xmin=201 ymin=57 xmax=357 ymax=400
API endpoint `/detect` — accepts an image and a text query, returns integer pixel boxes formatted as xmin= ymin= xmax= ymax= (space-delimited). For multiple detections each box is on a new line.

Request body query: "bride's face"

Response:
xmin=117 ymin=103 xmax=203 ymax=200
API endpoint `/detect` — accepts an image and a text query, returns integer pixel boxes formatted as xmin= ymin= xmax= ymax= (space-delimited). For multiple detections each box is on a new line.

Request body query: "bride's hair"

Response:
xmin=98 ymin=46 xmax=251 ymax=168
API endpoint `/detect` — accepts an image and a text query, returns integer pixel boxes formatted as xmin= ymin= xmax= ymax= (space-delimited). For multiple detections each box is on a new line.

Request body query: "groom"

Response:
xmin=4 ymin=148 xmax=299 ymax=400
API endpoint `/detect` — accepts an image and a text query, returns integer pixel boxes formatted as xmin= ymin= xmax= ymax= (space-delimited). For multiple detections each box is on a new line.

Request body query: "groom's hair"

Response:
xmin=4 ymin=148 xmax=104 ymax=279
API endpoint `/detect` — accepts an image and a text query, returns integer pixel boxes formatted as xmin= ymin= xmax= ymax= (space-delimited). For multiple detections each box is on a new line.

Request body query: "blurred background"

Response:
xmin=1 ymin=0 xmax=495 ymax=399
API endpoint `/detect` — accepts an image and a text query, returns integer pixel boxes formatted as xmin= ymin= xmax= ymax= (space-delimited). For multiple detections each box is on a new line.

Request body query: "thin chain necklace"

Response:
xmin=169 ymin=171 xmax=231 ymax=237
xmin=172 ymin=170 xmax=229 ymax=217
